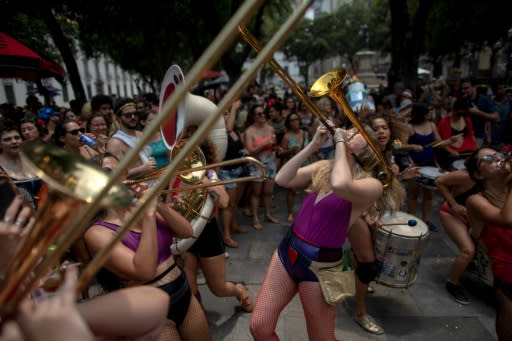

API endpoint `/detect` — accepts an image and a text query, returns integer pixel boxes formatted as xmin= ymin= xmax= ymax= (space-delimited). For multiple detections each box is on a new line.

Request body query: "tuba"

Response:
xmin=159 ymin=64 xmax=225 ymax=254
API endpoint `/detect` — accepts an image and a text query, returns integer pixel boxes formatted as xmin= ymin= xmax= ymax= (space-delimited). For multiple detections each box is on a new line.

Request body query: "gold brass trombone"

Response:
xmin=310 ymin=68 xmax=394 ymax=187
xmin=239 ymin=26 xmax=393 ymax=187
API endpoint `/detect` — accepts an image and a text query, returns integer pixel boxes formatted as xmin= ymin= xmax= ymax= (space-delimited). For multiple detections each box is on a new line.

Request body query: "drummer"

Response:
xmin=436 ymin=99 xmax=478 ymax=170
xmin=435 ymin=166 xmax=478 ymax=305
xmin=402 ymin=103 xmax=444 ymax=231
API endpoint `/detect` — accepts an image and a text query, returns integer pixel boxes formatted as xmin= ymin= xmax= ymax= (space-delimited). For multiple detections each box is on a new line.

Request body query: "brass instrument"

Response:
xmin=0 ymin=0 xmax=314 ymax=305
xmin=0 ymin=143 xmax=132 ymax=318
xmin=75 ymin=0 xmax=314 ymax=291
xmin=238 ymin=25 xmax=335 ymax=136
xmin=310 ymin=68 xmax=394 ymax=187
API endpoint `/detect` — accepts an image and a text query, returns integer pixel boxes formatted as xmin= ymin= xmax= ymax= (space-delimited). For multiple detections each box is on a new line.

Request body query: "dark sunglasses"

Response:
xmin=66 ymin=128 xmax=85 ymax=135
xmin=478 ymin=152 xmax=505 ymax=168
xmin=121 ymin=111 xmax=138 ymax=118
xmin=255 ymin=111 xmax=265 ymax=116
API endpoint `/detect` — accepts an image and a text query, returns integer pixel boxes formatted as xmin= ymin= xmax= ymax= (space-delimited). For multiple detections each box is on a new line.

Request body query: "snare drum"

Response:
xmin=417 ymin=166 xmax=443 ymax=189
xmin=374 ymin=211 xmax=430 ymax=288
xmin=452 ymin=159 xmax=466 ymax=170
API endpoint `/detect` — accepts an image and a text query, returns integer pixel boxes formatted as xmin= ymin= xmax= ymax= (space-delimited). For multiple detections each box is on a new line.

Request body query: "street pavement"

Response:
xmin=198 ymin=186 xmax=498 ymax=341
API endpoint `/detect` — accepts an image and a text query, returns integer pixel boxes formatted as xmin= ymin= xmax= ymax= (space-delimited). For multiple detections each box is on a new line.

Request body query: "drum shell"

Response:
xmin=416 ymin=166 xmax=443 ymax=190
xmin=374 ymin=212 xmax=430 ymax=288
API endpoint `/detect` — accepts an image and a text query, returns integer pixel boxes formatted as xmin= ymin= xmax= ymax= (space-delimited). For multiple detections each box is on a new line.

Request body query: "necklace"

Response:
xmin=483 ymin=189 xmax=507 ymax=207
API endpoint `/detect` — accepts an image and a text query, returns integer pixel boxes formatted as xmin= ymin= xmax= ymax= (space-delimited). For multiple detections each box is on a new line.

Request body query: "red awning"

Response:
xmin=0 ymin=32 xmax=66 ymax=82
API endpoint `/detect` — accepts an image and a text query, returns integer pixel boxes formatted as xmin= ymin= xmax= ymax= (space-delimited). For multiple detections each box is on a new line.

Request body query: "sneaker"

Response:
xmin=427 ymin=221 xmax=439 ymax=232
xmin=445 ymin=281 xmax=470 ymax=305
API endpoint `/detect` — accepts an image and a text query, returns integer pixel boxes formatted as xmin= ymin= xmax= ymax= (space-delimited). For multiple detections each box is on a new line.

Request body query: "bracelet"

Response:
xmin=335 ymin=139 xmax=345 ymax=145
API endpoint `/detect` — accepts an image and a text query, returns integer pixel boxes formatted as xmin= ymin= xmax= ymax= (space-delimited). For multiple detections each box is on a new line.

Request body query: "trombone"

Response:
xmin=239 ymin=25 xmax=393 ymax=188
xmin=125 ymin=155 xmax=268 ymax=193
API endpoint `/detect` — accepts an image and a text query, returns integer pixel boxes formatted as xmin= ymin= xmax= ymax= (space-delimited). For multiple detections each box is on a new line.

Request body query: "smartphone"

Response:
xmin=0 ymin=176 xmax=18 ymax=219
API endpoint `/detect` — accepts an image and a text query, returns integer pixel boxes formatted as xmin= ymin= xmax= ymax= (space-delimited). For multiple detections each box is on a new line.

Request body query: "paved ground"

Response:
xmin=198 ymin=186 xmax=498 ymax=341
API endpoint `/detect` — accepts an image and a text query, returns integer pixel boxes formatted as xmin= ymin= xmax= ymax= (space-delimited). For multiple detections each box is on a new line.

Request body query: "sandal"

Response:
xmin=353 ymin=314 xmax=384 ymax=335
xmin=224 ymin=237 xmax=239 ymax=248
xmin=235 ymin=283 xmax=254 ymax=313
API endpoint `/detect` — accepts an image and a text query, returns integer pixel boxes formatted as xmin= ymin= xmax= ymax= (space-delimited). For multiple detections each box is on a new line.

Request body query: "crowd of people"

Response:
xmin=0 ymin=75 xmax=511 ymax=340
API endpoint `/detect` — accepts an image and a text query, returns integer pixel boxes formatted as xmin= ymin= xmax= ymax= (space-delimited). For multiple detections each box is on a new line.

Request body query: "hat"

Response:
xmin=399 ymin=99 xmax=413 ymax=111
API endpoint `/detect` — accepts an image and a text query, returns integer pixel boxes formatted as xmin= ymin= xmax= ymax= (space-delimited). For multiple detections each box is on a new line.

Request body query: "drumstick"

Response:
xmin=425 ymin=133 xmax=464 ymax=149
xmin=381 ymin=220 xmax=417 ymax=227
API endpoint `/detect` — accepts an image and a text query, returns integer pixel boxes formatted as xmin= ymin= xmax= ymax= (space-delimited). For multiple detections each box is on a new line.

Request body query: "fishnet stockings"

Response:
xmin=250 ymin=252 xmax=338 ymax=341
xmin=157 ymin=296 xmax=211 ymax=341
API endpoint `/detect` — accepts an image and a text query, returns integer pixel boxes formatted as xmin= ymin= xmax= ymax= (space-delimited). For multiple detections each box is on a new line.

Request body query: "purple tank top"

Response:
xmin=94 ymin=219 xmax=173 ymax=266
xmin=293 ymin=192 xmax=352 ymax=248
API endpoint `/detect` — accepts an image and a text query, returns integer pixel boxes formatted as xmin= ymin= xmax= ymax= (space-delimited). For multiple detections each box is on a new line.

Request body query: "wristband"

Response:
xmin=335 ymin=139 xmax=345 ymax=146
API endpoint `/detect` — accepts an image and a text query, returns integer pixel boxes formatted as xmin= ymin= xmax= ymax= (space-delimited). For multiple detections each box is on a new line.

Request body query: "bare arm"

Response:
xmin=156 ymin=202 xmax=192 ymax=238
xmin=225 ymin=99 xmax=241 ymax=132
xmin=467 ymin=188 xmax=512 ymax=238
xmin=275 ymin=124 xmax=329 ymax=189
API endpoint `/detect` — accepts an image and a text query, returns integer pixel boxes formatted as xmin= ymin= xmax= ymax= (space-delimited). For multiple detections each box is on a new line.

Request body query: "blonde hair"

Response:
xmin=308 ymin=126 xmax=405 ymax=221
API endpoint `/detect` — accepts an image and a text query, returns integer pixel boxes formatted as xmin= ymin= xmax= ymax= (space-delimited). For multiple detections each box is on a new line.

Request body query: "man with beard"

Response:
xmin=107 ymin=98 xmax=156 ymax=179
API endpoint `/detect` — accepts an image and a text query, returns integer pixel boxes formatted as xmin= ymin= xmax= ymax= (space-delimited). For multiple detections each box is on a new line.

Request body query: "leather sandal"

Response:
xmin=235 ymin=283 xmax=254 ymax=313
xmin=353 ymin=314 xmax=384 ymax=335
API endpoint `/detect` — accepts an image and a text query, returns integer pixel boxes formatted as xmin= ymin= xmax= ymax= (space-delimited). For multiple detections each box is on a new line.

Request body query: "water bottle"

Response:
xmin=79 ymin=134 xmax=97 ymax=148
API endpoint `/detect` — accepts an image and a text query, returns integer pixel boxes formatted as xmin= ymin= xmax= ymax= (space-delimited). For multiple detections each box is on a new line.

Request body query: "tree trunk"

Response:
xmin=40 ymin=6 xmax=87 ymax=102
xmin=389 ymin=0 xmax=433 ymax=92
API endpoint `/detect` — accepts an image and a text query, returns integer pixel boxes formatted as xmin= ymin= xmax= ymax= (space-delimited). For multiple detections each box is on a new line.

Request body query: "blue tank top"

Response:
xmin=149 ymin=139 xmax=170 ymax=169
xmin=408 ymin=129 xmax=435 ymax=166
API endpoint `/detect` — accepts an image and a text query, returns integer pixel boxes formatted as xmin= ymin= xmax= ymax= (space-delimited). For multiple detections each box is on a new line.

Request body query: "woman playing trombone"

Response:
xmin=250 ymin=121 xmax=403 ymax=341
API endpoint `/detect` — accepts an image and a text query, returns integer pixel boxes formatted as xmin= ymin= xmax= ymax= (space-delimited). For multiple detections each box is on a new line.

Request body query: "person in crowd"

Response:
xmin=90 ymin=94 xmax=115 ymax=136
xmin=436 ymin=99 xmax=478 ymax=170
xmin=491 ymin=81 xmax=512 ymax=147
xmin=249 ymin=121 xmax=404 ymax=341
xmin=243 ymin=103 xmax=280 ymax=229
xmin=296 ymin=100 xmax=315 ymax=138
xmin=281 ymin=95 xmax=298 ymax=118
xmin=311 ymin=97 xmax=339 ymax=160
xmin=435 ymin=167 xmax=478 ymax=305
xmin=404 ymin=103 xmax=443 ymax=231
xmin=0 ymin=120 xmax=43 ymax=206
xmin=0 ymin=185 xmax=173 ymax=341
xmin=349 ymin=112 xmax=410 ymax=335
xmin=83 ymin=153 xmax=211 ymax=340
xmin=107 ymin=98 xmax=156 ymax=179
xmin=85 ymin=113 xmax=110 ymax=154
xmin=466 ymin=147 xmax=512 ymax=340
xmin=18 ymin=116 xmax=45 ymax=144
xmin=268 ymin=101 xmax=286 ymax=151
xmin=279 ymin=112 xmax=309 ymax=223
xmin=179 ymin=131 xmax=254 ymax=313
xmin=219 ymin=98 xmax=248 ymax=248
xmin=36 ymin=107 xmax=61 ymax=143
xmin=460 ymin=79 xmax=499 ymax=146
xmin=140 ymin=111 xmax=170 ymax=170
xmin=53 ymin=120 xmax=98 ymax=160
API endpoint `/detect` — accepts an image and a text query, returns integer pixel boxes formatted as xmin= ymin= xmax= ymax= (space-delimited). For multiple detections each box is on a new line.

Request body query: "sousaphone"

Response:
xmin=159 ymin=65 xmax=227 ymax=254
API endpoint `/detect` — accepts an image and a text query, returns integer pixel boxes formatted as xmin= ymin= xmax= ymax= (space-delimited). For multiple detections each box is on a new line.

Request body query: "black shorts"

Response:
xmin=187 ymin=218 xmax=225 ymax=258
xmin=157 ymin=271 xmax=192 ymax=326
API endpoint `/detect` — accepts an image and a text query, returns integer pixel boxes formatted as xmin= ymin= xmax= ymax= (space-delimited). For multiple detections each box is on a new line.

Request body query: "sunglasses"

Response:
xmin=66 ymin=128 xmax=85 ymax=136
xmin=121 ymin=111 xmax=138 ymax=118
xmin=478 ymin=152 xmax=505 ymax=168
xmin=255 ymin=111 xmax=265 ymax=117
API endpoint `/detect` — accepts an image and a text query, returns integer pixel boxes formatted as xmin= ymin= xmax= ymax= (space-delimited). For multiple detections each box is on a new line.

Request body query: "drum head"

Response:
xmin=380 ymin=211 xmax=428 ymax=237
xmin=452 ymin=159 xmax=466 ymax=170
xmin=419 ymin=166 xmax=443 ymax=180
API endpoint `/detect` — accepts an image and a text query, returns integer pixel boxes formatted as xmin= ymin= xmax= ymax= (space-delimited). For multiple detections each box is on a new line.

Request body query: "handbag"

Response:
xmin=308 ymin=258 xmax=355 ymax=306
